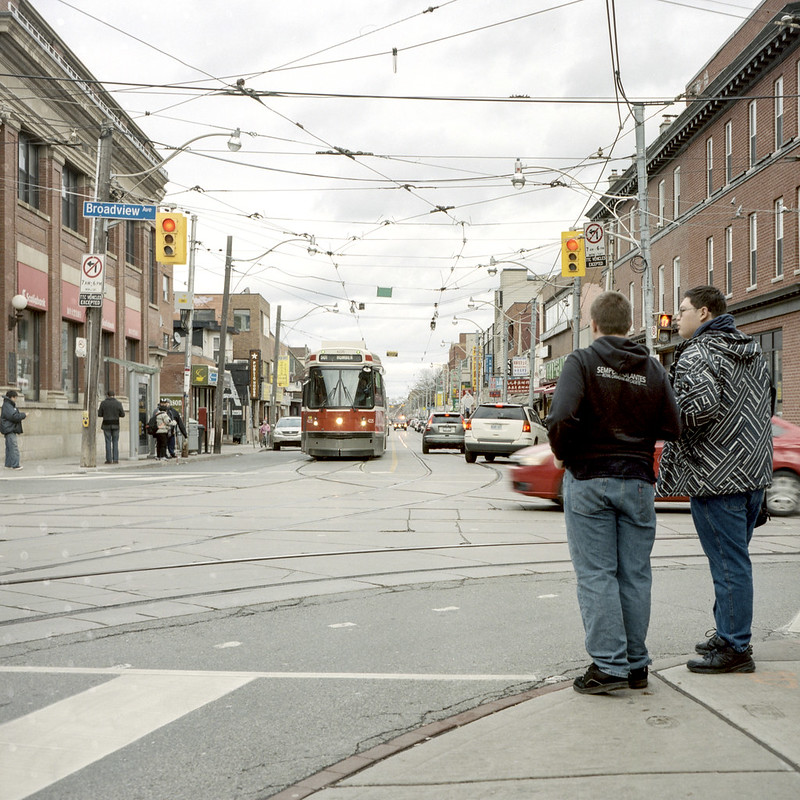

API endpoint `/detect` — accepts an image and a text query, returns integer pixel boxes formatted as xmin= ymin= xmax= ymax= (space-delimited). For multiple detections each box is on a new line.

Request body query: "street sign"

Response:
xmin=584 ymin=222 xmax=607 ymax=267
xmin=83 ymin=201 xmax=157 ymax=220
xmin=79 ymin=253 xmax=104 ymax=306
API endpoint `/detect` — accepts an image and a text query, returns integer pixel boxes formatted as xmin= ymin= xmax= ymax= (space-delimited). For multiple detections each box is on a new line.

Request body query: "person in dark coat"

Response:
xmin=1 ymin=390 xmax=26 ymax=470
xmin=98 ymin=390 xmax=125 ymax=464
xmin=164 ymin=399 xmax=188 ymax=458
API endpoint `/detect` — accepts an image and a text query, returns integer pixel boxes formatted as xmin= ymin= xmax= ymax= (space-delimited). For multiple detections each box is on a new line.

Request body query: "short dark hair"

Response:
xmin=590 ymin=291 xmax=631 ymax=336
xmin=684 ymin=285 xmax=726 ymax=317
xmin=6 ymin=390 xmax=18 ymax=399
xmin=106 ymin=390 xmax=115 ymax=397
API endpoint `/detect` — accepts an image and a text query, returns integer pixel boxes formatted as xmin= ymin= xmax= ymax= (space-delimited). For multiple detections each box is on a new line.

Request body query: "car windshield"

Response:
xmin=472 ymin=405 xmax=525 ymax=421
xmin=276 ymin=417 xmax=300 ymax=429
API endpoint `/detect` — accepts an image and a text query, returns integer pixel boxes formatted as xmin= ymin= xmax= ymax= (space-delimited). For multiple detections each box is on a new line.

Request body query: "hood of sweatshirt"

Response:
xmin=589 ymin=335 xmax=651 ymax=375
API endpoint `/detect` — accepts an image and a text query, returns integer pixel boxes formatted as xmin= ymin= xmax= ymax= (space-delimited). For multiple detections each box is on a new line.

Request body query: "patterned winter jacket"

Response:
xmin=656 ymin=314 xmax=772 ymax=498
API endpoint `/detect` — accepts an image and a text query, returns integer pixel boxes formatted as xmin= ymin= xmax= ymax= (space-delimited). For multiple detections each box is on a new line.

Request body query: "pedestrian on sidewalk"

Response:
xmin=657 ymin=286 xmax=772 ymax=675
xmin=164 ymin=399 xmax=187 ymax=459
xmin=1 ymin=390 xmax=27 ymax=470
xmin=259 ymin=419 xmax=270 ymax=449
xmin=546 ymin=291 xmax=681 ymax=694
xmin=148 ymin=401 xmax=175 ymax=461
xmin=98 ymin=390 xmax=125 ymax=464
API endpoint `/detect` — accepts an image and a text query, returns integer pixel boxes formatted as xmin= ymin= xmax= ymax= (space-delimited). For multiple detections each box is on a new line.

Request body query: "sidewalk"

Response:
xmin=278 ymin=639 xmax=800 ymax=800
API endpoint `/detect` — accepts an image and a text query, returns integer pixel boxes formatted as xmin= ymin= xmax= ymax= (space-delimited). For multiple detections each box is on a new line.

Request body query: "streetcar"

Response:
xmin=301 ymin=345 xmax=389 ymax=458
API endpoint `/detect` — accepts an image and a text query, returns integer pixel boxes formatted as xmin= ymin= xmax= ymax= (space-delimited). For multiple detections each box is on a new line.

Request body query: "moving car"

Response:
xmin=271 ymin=416 xmax=302 ymax=450
xmin=393 ymin=419 xmax=408 ymax=430
xmin=464 ymin=403 xmax=547 ymax=463
xmin=422 ymin=412 xmax=465 ymax=453
xmin=510 ymin=416 xmax=800 ymax=516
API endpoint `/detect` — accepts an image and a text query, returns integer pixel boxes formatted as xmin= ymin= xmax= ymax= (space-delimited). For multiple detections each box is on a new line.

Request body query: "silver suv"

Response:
xmin=464 ymin=403 xmax=547 ymax=463
xmin=422 ymin=412 xmax=465 ymax=454
xmin=271 ymin=416 xmax=302 ymax=450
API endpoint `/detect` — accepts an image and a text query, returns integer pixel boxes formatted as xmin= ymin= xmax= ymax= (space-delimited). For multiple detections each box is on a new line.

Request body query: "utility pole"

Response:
xmin=527 ymin=300 xmax=537 ymax=410
xmin=181 ymin=214 xmax=198 ymax=456
xmin=634 ymin=103 xmax=655 ymax=354
xmin=213 ymin=236 xmax=233 ymax=454
xmin=80 ymin=122 xmax=113 ymax=468
xmin=501 ymin=319 xmax=509 ymax=403
xmin=270 ymin=305 xmax=282 ymax=428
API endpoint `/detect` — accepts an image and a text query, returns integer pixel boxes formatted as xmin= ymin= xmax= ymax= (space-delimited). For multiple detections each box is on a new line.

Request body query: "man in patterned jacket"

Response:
xmin=658 ymin=286 xmax=772 ymax=675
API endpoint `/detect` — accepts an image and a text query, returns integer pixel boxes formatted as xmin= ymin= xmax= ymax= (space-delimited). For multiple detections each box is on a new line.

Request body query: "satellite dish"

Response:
xmin=173 ymin=332 xmax=182 ymax=345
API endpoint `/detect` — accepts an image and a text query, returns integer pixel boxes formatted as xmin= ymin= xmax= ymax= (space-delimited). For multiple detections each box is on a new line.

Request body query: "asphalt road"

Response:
xmin=2 ymin=435 xmax=799 ymax=799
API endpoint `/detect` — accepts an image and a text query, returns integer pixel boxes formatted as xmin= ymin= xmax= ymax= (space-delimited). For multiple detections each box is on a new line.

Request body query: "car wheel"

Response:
xmin=484 ymin=454 xmax=495 ymax=463
xmin=273 ymin=443 xmax=280 ymax=451
xmin=422 ymin=441 xmax=429 ymax=454
xmin=465 ymin=450 xmax=477 ymax=463
xmin=767 ymin=470 xmax=800 ymax=516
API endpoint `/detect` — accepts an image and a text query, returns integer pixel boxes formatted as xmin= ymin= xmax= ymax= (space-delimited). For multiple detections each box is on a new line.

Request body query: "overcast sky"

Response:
xmin=29 ymin=0 xmax=763 ymax=396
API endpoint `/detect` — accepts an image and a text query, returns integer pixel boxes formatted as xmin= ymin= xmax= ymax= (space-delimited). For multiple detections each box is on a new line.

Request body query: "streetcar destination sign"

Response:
xmin=83 ymin=201 xmax=157 ymax=220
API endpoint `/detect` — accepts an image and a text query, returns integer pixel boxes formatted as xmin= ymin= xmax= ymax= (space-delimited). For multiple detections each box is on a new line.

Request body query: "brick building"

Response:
xmin=1 ymin=0 xmax=174 ymax=459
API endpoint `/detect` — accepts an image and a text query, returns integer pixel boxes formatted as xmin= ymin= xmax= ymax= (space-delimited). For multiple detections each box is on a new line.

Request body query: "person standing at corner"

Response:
xmin=546 ymin=291 xmax=681 ymax=694
xmin=657 ymin=286 xmax=772 ymax=675
xmin=148 ymin=401 xmax=175 ymax=461
xmin=1 ymin=390 xmax=27 ymax=470
xmin=97 ymin=389 xmax=125 ymax=464
xmin=164 ymin=399 xmax=187 ymax=459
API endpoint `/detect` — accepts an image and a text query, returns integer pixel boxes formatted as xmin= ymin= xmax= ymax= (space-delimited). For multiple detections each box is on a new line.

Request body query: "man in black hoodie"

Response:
xmin=547 ymin=291 xmax=681 ymax=694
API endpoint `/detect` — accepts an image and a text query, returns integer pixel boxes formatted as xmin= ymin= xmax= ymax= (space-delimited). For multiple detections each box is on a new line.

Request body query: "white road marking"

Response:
xmin=328 ymin=622 xmax=357 ymax=628
xmin=0 ymin=672 xmax=253 ymax=800
xmin=432 ymin=606 xmax=460 ymax=612
xmin=213 ymin=641 xmax=242 ymax=649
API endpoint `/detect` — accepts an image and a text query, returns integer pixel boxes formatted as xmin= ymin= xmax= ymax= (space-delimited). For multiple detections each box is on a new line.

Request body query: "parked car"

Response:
xmin=271 ymin=416 xmax=302 ymax=450
xmin=464 ymin=403 xmax=547 ymax=463
xmin=422 ymin=412 xmax=465 ymax=453
xmin=509 ymin=416 xmax=800 ymax=517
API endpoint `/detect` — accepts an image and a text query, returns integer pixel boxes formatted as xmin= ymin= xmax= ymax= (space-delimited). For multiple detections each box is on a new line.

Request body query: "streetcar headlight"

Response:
xmin=335 ymin=416 xmax=344 ymax=425
xmin=361 ymin=418 xmax=367 ymax=427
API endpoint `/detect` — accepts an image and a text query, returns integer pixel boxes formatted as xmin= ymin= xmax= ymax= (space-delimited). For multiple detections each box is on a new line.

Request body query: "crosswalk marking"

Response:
xmin=0 ymin=672 xmax=253 ymax=800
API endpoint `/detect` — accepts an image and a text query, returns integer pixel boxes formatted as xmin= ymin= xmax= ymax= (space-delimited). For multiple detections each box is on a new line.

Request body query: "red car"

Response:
xmin=509 ymin=416 xmax=800 ymax=517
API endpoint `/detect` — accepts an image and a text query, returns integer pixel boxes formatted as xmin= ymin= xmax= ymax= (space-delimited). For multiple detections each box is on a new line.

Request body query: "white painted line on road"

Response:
xmin=213 ymin=641 xmax=242 ymax=649
xmin=0 ymin=665 xmax=541 ymax=682
xmin=328 ymin=622 xmax=357 ymax=628
xmin=0 ymin=672 xmax=253 ymax=800
xmin=433 ymin=606 xmax=460 ymax=612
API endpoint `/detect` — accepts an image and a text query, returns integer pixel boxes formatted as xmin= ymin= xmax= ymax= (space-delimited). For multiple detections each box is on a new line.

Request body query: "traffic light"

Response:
xmin=561 ymin=231 xmax=586 ymax=277
xmin=155 ymin=212 xmax=188 ymax=265
xmin=657 ymin=313 xmax=673 ymax=344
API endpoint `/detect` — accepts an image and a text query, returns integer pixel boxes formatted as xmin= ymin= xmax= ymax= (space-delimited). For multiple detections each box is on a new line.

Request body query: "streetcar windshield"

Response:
xmin=306 ymin=366 xmax=375 ymax=409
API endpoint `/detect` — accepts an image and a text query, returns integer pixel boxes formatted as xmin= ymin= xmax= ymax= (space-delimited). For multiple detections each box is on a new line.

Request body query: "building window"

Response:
xmin=774 ymin=76 xmax=784 ymax=150
xmin=213 ymin=335 xmax=220 ymax=363
xmin=125 ymin=221 xmax=137 ymax=265
xmin=673 ymin=166 xmax=681 ymax=218
xmin=749 ymin=213 xmax=758 ymax=287
xmin=162 ymin=274 xmax=170 ymax=302
xmin=775 ymin=198 xmax=784 ymax=278
xmin=725 ymin=226 xmax=733 ymax=296
xmin=706 ymin=138 xmax=713 ymax=197
xmin=724 ymin=121 xmax=732 ymax=184
xmin=657 ymin=180 xmax=665 ymax=228
xmin=126 ymin=338 xmax=138 ymax=363
xmin=16 ymin=310 xmax=41 ymax=400
xmin=754 ymin=329 xmax=783 ymax=416
xmin=61 ymin=165 xmax=80 ymax=231
xmin=672 ymin=257 xmax=681 ymax=311
xmin=749 ymin=101 xmax=757 ymax=167
xmin=658 ymin=265 xmax=665 ymax=312
xmin=706 ymin=237 xmax=714 ymax=286
xmin=18 ymin=132 xmax=40 ymax=208
xmin=61 ymin=321 xmax=80 ymax=402
xmin=149 ymin=230 xmax=158 ymax=305
xmin=233 ymin=309 xmax=251 ymax=332
xmin=101 ymin=333 xmax=112 ymax=397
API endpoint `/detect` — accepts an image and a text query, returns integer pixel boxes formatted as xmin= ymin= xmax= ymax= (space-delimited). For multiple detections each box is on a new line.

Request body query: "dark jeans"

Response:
xmin=103 ymin=425 xmax=120 ymax=462
xmin=155 ymin=432 xmax=168 ymax=459
xmin=690 ymin=490 xmax=763 ymax=652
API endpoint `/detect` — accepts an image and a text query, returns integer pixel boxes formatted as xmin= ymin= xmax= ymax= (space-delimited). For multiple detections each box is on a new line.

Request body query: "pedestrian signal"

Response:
xmin=561 ymin=231 xmax=586 ymax=277
xmin=657 ymin=313 xmax=673 ymax=344
xmin=155 ymin=212 xmax=188 ymax=265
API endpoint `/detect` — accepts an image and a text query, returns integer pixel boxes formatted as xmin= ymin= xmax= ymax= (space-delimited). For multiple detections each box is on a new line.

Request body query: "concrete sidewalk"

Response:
xmin=278 ymin=639 xmax=800 ymax=800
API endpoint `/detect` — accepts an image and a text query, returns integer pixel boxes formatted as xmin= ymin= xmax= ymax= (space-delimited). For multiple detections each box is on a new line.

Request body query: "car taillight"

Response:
xmin=522 ymin=421 xmax=531 ymax=433
xmin=464 ymin=419 xmax=471 ymax=430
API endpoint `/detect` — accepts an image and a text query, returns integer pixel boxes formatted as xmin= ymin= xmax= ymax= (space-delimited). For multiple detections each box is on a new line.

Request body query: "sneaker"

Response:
xmin=573 ymin=663 xmax=629 ymax=694
xmin=695 ymin=631 xmax=753 ymax=655
xmin=628 ymin=666 xmax=648 ymax=689
xmin=687 ymin=645 xmax=755 ymax=674
xmin=10 ymin=465 xmax=23 ymax=470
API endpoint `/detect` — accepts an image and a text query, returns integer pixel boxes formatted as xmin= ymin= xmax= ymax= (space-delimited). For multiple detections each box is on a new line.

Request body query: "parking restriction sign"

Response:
xmin=583 ymin=223 xmax=606 ymax=267
xmin=79 ymin=253 xmax=105 ymax=306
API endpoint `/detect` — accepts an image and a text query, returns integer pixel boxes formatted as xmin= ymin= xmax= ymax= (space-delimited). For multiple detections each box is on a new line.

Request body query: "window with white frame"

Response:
xmin=724 ymin=121 xmax=733 ymax=184
xmin=725 ymin=226 xmax=733 ymax=296
xmin=18 ymin=132 xmax=40 ymax=208
xmin=673 ymin=166 xmax=681 ymax=218
xmin=673 ymin=257 xmax=681 ymax=311
xmin=707 ymin=237 xmax=714 ymax=286
xmin=162 ymin=273 xmax=170 ymax=302
xmin=775 ymin=198 xmax=784 ymax=278
xmin=749 ymin=213 xmax=758 ymax=286
xmin=658 ymin=265 xmax=665 ymax=312
xmin=658 ymin=180 xmax=665 ymax=228
xmin=774 ymin=76 xmax=784 ymax=150
xmin=706 ymin=138 xmax=713 ymax=197
xmin=749 ymin=100 xmax=757 ymax=167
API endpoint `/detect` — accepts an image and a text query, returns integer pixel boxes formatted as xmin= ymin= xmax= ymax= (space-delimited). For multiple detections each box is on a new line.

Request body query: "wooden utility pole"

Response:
xmin=213 ymin=236 xmax=233 ymax=453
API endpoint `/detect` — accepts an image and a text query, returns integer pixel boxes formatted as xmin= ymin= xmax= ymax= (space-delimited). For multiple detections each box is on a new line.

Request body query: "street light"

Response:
xmin=451 ymin=316 xmax=485 ymax=406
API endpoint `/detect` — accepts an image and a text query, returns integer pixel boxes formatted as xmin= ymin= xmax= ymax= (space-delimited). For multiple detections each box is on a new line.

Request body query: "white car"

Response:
xmin=464 ymin=403 xmax=548 ymax=463
xmin=271 ymin=416 xmax=302 ymax=450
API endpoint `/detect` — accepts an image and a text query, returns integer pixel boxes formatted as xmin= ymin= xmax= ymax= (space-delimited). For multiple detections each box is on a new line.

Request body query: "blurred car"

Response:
xmin=509 ymin=416 xmax=800 ymax=517
xmin=393 ymin=419 xmax=408 ymax=430
xmin=464 ymin=403 xmax=548 ymax=463
xmin=271 ymin=416 xmax=302 ymax=450
xmin=422 ymin=412 xmax=465 ymax=453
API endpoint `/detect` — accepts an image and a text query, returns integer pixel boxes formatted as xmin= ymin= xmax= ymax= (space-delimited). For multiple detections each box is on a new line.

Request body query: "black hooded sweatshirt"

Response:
xmin=546 ymin=336 xmax=681 ymax=483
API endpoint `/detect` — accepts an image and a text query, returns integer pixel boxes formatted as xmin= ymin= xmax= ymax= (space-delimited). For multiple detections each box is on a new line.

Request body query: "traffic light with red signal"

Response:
xmin=561 ymin=231 xmax=586 ymax=277
xmin=155 ymin=212 xmax=188 ymax=265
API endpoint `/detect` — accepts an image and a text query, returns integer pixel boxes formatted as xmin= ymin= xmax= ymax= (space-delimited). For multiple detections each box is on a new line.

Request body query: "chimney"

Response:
xmin=660 ymin=114 xmax=677 ymax=134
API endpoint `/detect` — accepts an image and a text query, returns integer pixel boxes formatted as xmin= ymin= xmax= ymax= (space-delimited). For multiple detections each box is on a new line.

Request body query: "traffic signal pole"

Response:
xmin=634 ymin=104 xmax=655 ymax=355
xmin=181 ymin=214 xmax=198 ymax=456
xmin=213 ymin=236 xmax=233 ymax=454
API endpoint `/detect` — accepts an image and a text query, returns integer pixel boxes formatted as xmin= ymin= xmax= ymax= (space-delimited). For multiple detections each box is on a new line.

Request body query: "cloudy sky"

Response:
xmin=30 ymin=0 xmax=763 ymax=396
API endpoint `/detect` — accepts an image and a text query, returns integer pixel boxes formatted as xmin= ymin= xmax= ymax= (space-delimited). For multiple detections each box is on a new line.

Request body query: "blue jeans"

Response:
xmin=563 ymin=471 xmax=657 ymax=677
xmin=4 ymin=432 xmax=20 ymax=468
xmin=690 ymin=490 xmax=763 ymax=653
xmin=103 ymin=425 xmax=120 ymax=462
